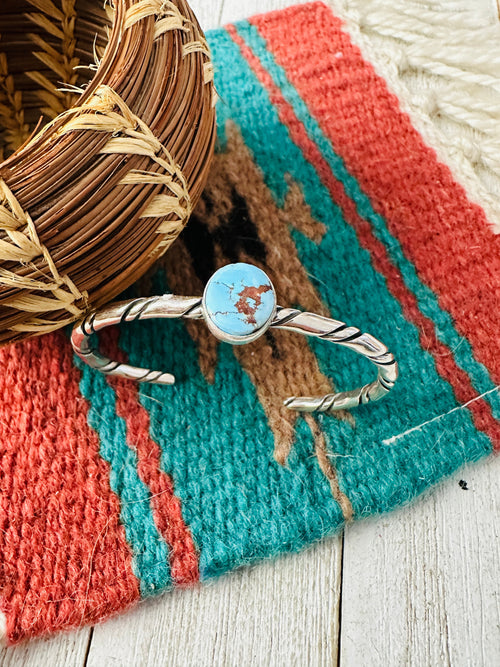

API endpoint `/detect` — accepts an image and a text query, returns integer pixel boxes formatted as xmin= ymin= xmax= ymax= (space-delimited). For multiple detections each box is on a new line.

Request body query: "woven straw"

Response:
xmin=0 ymin=0 xmax=216 ymax=345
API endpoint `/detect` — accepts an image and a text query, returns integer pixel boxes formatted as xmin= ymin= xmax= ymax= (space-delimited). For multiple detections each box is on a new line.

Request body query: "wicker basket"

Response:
xmin=0 ymin=0 xmax=216 ymax=345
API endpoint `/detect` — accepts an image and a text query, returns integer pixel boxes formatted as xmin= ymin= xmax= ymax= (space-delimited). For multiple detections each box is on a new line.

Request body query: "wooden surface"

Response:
xmin=1 ymin=1 xmax=500 ymax=665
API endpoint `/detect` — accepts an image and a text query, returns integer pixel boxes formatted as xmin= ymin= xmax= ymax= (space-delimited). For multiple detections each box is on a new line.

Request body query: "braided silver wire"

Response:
xmin=271 ymin=307 xmax=398 ymax=414
xmin=71 ymin=295 xmax=203 ymax=385
xmin=71 ymin=297 xmax=398 ymax=413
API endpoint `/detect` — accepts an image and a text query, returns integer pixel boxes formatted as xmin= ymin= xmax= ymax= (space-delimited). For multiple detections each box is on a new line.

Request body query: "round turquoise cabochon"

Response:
xmin=203 ymin=263 xmax=277 ymax=339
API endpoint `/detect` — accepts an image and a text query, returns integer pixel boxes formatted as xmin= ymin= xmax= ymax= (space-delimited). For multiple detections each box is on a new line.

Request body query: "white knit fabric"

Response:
xmin=328 ymin=0 xmax=500 ymax=233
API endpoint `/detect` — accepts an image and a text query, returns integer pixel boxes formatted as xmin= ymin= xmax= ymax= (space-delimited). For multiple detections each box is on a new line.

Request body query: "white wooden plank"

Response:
xmin=87 ymin=537 xmax=342 ymax=667
xmin=188 ymin=0 xmax=226 ymax=31
xmin=0 ymin=628 xmax=90 ymax=667
xmin=219 ymin=0 xmax=310 ymax=25
xmin=340 ymin=455 xmax=500 ymax=667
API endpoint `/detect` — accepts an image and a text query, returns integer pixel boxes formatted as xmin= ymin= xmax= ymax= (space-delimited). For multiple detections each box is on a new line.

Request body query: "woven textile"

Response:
xmin=1 ymin=1 xmax=499 ymax=643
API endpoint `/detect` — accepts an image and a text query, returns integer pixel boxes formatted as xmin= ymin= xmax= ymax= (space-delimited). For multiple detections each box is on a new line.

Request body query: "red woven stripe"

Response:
xmin=101 ymin=328 xmax=199 ymax=586
xmin=0 ymin=332 xmax=139 ymax=644
xmin=226 ymin=24 xmax=500 ymax=448
xmin=252 ymin=3 xmax=500 ymax=388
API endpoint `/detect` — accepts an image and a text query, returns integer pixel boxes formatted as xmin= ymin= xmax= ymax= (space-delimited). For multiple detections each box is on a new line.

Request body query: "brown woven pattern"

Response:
xmin=0 ymin=0 xmax=216 ymax=344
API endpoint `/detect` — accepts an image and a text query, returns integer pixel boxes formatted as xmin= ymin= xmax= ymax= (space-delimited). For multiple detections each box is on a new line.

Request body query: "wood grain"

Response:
xmin=0 ymin=629 xmax=91 ymax=667
xmin=341 ymin=455 xmax=500 ymax=667
xmin=86 ymin=539 xmax=342 ymax=666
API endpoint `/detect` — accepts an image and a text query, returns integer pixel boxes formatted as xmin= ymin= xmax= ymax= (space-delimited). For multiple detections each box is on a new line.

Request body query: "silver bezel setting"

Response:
xmin=201 ymin=267 xmax=277 ymax=346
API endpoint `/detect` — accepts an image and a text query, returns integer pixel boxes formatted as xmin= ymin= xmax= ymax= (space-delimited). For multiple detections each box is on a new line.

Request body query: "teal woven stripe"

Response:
xmin=207 ymin=28 xmax=492 ymax=519
xmin=234 ymin=20 xmax=500 ymax=420
xmin=76 ymin=357 xmax=171 ymax=597
xmin=118 ymin=269 xmax=345 ymax=580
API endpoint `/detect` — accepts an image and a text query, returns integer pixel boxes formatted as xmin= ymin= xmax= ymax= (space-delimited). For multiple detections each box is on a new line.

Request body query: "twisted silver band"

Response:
xmin=71 ymin=293 xmax=399 ymax=415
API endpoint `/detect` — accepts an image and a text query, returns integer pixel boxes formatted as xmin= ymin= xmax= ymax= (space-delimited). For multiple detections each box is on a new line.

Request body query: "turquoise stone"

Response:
xmin=204 ymin=263 xmax=276 ymax=339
